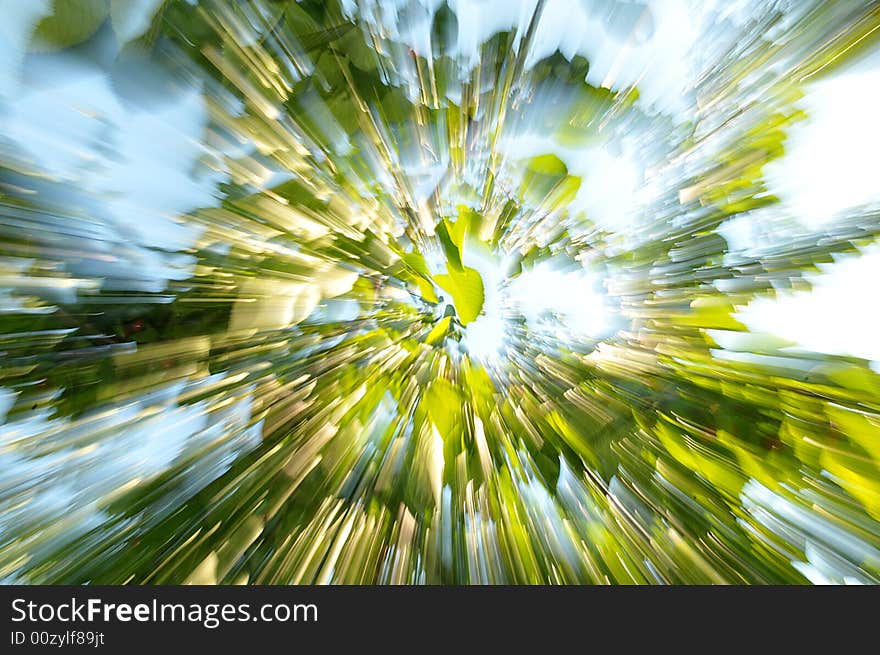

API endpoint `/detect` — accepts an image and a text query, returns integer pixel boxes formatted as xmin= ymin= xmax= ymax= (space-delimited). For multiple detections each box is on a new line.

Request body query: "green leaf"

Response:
xmin=547 ymin=175 xmax=581 ymax=210
xmin=401 ymin=252 xmax=432 ymax=278
xmin=430 ymin=2 xmax=458 ymax=54
xmin=400 ymin=252 xmax=438 ymax=302
xmin=425 ymin=316 xmax=452 ymax=345
xmin=415 ymin=277 xmax=439 ymax=303
xmin=527 ymin=154 xmax=568 ymax=177
xmin=31 ymin=0 xmax=109 ymax=52
xmin=448 ymin=216 xmax=468 ymax=251
xmin=520 ymin=154 xmax=579 ymax=209
xmin=435 ymin=221 xmax=463 ymax=271
xmin=456 ymin=205 xmax=484 ymax=241
xmin=434 ymin=266 xmax=484 ymax=325
xmin=425 ymin=377 xmax=462 ymax=437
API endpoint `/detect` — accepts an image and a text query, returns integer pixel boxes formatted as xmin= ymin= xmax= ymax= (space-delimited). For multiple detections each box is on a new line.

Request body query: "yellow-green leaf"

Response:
xmin=31 ymin=0 xmax=109 ymax=52
xmin=434 ymin=266 xmax=484 ymax=325
xmin=415 ymin=277 xmax=439 ymax=303
xmin=425 ymin=316 xmax=451 ymax=345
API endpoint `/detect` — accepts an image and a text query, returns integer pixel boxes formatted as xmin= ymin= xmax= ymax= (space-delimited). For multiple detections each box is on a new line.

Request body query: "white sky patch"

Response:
xmin=500 ymin=133 xmax=645 ymax=233
xmin=459 ymin=242 xmax=508 ymax=361
xmin=567 ymin=145 xmax=641 ymax=232
xmin=463 ymin=250 xmax=614 ymax=362
xmin=110 ymin=0 xmax=166 ymax=44
xmin=716 ymin=209 xmax=797 ymax=257
xmin=1 ymin=40 xmax=226 ymax=294
xmin=736 ymin=244 xmax=880 ymax=363
xmin=527 ymin=0 xmax=700 ymax=119
xmin=764 ymin=47 xmax=880 ymax=229
xmin=508 ymin=261 xmax=611 ymax=339
xmin=0 ymin=0 xmax=50 ymax=100
xmin=350 ymin=0 xmax=722 ymax=121
xmin=465 ymin=308 xmax=508 ymax=361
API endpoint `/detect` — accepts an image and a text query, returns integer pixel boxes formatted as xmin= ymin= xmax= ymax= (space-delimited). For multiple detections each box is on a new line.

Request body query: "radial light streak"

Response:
xmin=1 ymin=0 xmax=879 ymax=585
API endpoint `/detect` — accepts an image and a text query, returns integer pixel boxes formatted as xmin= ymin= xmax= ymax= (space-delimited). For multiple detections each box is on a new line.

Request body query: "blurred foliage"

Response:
xmin=1 ymin=0 xmax=879 ymax=585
